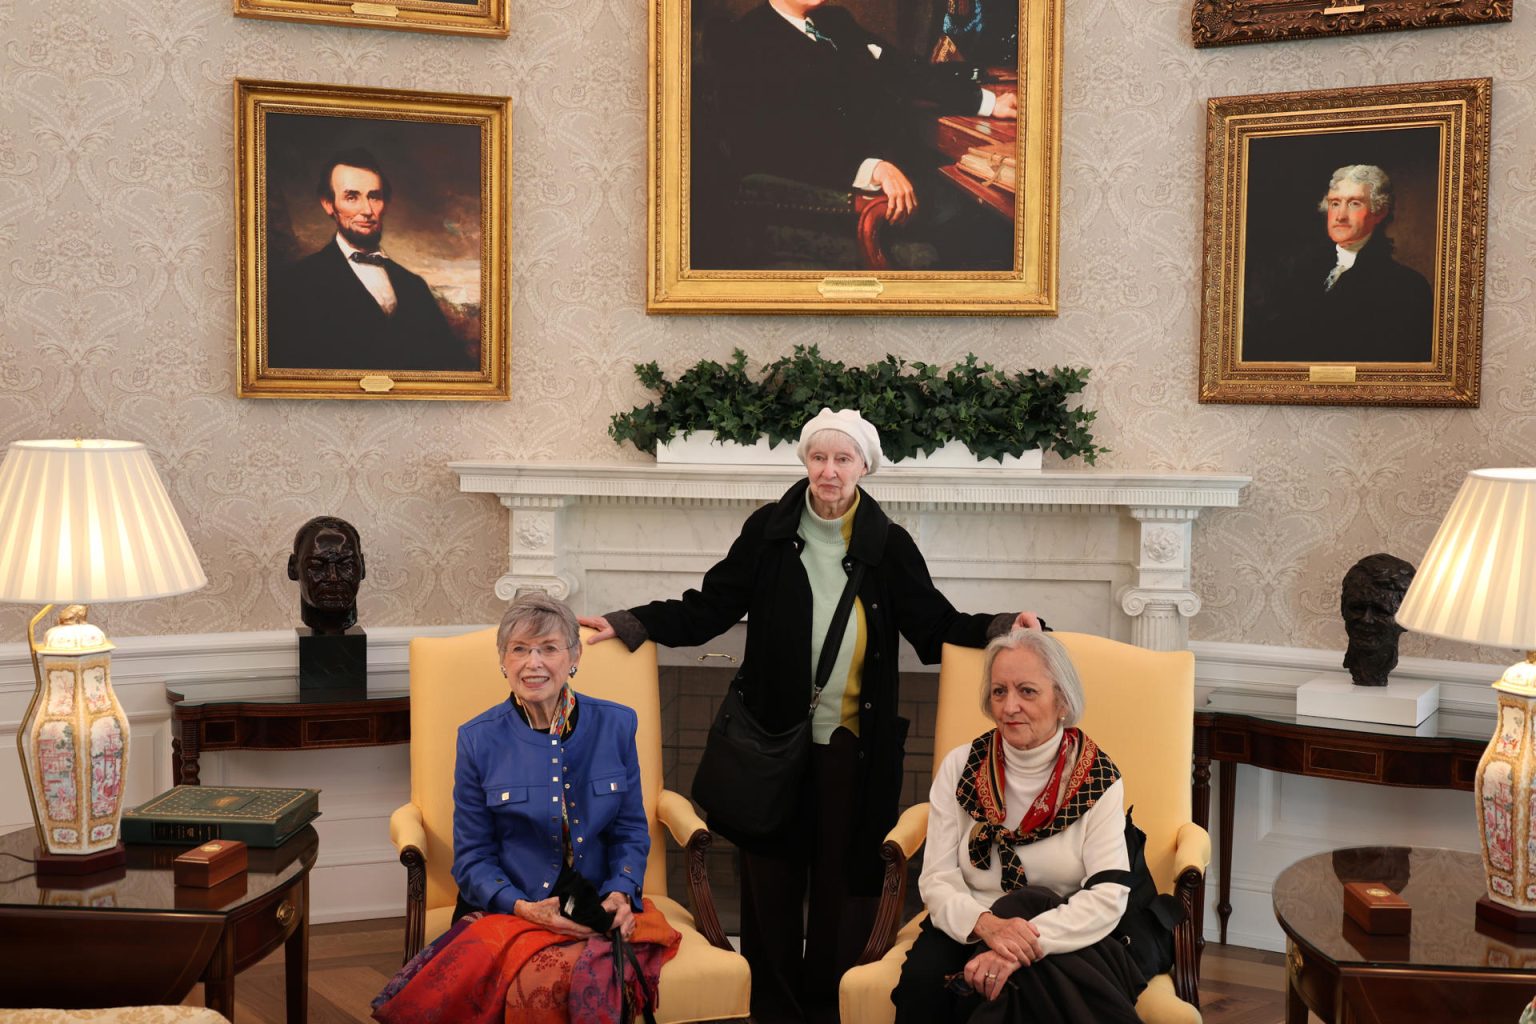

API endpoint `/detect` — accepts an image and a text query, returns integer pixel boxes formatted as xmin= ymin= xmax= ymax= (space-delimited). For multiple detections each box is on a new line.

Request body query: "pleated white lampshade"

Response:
xmin=1397 ymin=468 xmax=1536 ymax=649
xmin=0 ymin=439 xmax=206 ymax=603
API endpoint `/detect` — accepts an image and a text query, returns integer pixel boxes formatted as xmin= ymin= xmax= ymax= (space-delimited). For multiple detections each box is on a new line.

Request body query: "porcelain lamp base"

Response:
xmin=1477 ymin=658 xmax=1536 ymax=914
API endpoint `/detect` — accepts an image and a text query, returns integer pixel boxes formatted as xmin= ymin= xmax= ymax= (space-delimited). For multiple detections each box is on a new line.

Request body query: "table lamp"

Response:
xmin=0 ymin=439 xmax=205 ymax=876
xmin=1396 ymin=467 xmax=1536 ymax=929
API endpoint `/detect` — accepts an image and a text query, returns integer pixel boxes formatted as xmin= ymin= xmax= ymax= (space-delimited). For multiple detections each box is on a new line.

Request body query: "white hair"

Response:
xmin=1318 ymin=164 xmax=1393 ymax=215
xmin=979 ymin=628 xmax=1086 ymax=727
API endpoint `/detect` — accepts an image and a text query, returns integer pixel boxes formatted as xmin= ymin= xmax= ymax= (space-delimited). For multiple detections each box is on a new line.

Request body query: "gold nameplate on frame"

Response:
xmin=351 ymin=3 xmax=399 ymax=15
xmin=359 ymin=375 xmax=397 ymax=393
xmin=1309 ymin=366 xmax=1358 ymax=384
xmin=817 ymin=278 xmax=884 ymax=299
xmin=1322 ymin=4 xmax=1365 ymax=14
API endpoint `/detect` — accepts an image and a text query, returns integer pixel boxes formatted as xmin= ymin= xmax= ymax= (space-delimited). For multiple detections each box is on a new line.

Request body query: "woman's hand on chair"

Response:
xmin=577 ymin=615 xmax=616 ymax=644
xmin=972 ymin=911 xmax=1042 ymax=966
xmin=602 ymin=891 xmax=637 ymax=939
xmin=963 ymin=948 xmax=1019 ymax=1001
xmin=513 ymin=897 xmax=595 ymax=937
xmin=1012 ymin=610 xmax=1043 ymax=631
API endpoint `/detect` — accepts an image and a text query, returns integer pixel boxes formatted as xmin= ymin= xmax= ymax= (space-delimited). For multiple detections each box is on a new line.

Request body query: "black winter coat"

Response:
xmin=621 ymin=478 xmax=1006 ymax=892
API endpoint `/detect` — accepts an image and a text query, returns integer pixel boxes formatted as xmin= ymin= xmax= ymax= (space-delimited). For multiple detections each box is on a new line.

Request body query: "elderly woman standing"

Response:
xmin=375 ymin=593 xmax=677 ymax=1024
xmin=892 ymin=628 xmax=1144 ymax=1023
xmin=582 ymin=408 xmax=1039 ymax=1023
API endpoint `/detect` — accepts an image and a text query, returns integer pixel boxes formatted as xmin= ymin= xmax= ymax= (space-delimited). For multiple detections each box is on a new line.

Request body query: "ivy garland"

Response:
xmin=609 ymin=346 xmax=1104 ymax=464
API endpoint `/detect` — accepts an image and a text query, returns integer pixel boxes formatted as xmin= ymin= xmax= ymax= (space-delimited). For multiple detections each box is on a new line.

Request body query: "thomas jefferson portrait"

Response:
xmin=1239 ymin=128 xmax=1439 ymax=365
xmin=263 ymin=113 xmax=484 ymax=373
xmin=689 ymin=0 xmax=1021 ymax=271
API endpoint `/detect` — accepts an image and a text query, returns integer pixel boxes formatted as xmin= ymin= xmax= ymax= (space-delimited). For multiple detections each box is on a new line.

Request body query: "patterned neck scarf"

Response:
xmin=955 ymin=726 xmax=1120 ymax=891
xmin=514 ymin=684 xmax=579 ymax=864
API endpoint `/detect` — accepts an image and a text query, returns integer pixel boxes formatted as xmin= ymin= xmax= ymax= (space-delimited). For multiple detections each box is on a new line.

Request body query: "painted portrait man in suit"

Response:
xmin=695 ymin=0 xmax=1018 ymax=269
xmin=267 ymin=148 xmax=477 ymax=372
xmin=1243 ymin=164 xmax=1434 ymax=364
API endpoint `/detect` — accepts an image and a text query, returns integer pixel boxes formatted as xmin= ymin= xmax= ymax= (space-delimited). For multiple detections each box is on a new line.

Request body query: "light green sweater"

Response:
xmin=799 ymin=490 xmax=867 ymax=743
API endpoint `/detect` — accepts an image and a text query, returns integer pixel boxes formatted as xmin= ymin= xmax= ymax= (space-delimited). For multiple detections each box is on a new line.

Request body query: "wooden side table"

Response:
xmin=1274 ymin=846 xmax=1536 ymax=1023
xmin=167 ymin=684 xmax=410 ymax=785
xmin=0 ymin=825 xmax=318 ymax=1021
xmin=1193 ymin=689 xmax=1487 ymax=944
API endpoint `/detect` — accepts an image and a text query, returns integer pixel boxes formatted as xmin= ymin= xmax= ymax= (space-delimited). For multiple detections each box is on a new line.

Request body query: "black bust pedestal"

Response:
xmin=297 ymin=626 xmax=367 ymax=697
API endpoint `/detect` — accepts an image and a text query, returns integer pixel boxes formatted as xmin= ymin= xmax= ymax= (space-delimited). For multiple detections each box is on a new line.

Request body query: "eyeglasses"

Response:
xmin=505 ymin=642 xmax=575 ymax=662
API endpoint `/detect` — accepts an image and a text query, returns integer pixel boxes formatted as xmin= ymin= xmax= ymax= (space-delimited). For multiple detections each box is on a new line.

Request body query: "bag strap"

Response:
xmin=809 ymin=560 xmax=867 ymax=714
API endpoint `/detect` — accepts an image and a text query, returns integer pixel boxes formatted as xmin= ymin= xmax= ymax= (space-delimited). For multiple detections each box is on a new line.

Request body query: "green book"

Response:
xmin=122 ymin=785 xmax=320 ymax=847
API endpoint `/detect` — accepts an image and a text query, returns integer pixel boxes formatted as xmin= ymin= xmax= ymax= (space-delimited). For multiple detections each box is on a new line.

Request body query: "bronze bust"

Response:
xmin=1340 ymin=553 xmax=1416 ymax=687
xmin=287 ymin=516 xmax=365 ymax=634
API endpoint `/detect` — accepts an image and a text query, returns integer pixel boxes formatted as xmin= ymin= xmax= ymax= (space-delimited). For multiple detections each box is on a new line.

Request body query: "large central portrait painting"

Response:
xmin=649 ymin=0 xmax=1063 ymax=314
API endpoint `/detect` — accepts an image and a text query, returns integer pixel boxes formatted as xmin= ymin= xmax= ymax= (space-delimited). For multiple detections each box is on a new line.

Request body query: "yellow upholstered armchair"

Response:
xmin=839 ymin=632 xmax=1208 ymax=1024
xmin=388 ymin=627 xmax=751 ymax=1023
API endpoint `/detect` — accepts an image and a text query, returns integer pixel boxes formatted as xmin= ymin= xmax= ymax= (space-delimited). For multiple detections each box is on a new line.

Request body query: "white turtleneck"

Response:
xmin=920 ymin=726 xmax=1130 ymax=954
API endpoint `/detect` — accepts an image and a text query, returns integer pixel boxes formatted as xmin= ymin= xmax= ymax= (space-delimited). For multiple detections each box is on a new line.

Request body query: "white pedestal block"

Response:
xmin=1295 ymin=672 xmax=1440 ymax=726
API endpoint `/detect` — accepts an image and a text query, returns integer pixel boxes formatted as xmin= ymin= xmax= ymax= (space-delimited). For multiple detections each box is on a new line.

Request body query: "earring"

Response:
xmin=568 ymin=665 xmax=578 ymax=678
xmin=500 ymin=667 xmax=507 ymax=678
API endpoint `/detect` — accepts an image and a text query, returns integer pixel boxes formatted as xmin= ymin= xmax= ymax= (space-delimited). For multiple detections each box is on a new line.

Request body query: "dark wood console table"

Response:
xmin=168 ymin=680 xmax=410 ymax=785
xmin=1193 ymin=689 xmax=1488 ymax=945
xmin=0 ymin=824 xmax=318 ymax=1020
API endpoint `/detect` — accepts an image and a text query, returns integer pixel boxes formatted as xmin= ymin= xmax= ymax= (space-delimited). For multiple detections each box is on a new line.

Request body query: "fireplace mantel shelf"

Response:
xmin=453 ymin=461 xmax=1250 ymax=511
xmin=453 ymin=461 xmax=1250 ymax=652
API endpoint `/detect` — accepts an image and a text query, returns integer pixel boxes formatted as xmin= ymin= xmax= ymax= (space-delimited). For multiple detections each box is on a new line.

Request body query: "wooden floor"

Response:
xmin=188 ymin=917 xmax=1302 ymax=1023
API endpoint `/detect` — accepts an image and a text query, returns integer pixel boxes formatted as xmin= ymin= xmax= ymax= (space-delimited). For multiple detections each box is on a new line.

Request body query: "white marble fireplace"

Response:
xmin=453 ymin=462 xmax=1248 ymax=658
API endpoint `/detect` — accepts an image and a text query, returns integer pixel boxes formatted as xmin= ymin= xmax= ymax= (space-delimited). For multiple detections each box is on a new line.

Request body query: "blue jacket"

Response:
xmin=451 ymin=695 xmax=649 ymax=915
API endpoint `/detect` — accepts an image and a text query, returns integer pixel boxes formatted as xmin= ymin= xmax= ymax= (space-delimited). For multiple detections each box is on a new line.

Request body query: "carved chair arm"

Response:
xmin=1169 ymin=821 xmax=1209 ymax=1009
xmin=857 ymin=802 xmax=931 ymax=965
xmin=391 ymin=803 xmax=429 ymax=965
xmin=657 ymin=789 xmax=732 ymax=951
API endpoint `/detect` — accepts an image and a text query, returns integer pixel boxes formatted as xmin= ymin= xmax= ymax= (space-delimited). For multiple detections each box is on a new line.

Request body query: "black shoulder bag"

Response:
xmin=1085 ymin=806 xmax=1186 ymax=981
xmin=691 ymin=561 xmax=866 ymax=846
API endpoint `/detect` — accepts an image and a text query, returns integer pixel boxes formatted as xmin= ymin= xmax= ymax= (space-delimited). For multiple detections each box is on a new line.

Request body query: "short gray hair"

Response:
xmin=496 ymin=591 xmax=580 ymax=658
xmin=1318 ymin=164 xmax=1393 ymax=215
xmin=979 ymin=629 xmax=1085 ymax=727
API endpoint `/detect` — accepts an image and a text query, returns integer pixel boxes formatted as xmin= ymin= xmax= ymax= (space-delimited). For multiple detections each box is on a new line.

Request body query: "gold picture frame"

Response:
xmin=1198 ymin=79 xmax=1490 ymax=407
xmin=236 ymin=80 xmax=510 ymax=401
xmin=234 ymin=0 xmax=509 ymax=38
xmin=1191 ymin=0 xmax=1511 ymax=48
xmin=647 ymin=0 xmax=1063 ymax=315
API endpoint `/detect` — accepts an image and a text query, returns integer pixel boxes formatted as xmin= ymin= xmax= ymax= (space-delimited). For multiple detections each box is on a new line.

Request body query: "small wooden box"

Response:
xmin=1343 ymin=881 xmax=1411 ymax=935
xmin=173 ymin=839 xmax=248 ymax=888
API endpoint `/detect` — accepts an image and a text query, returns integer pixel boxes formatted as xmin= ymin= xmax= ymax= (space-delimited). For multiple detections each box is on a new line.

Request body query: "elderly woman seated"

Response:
xmin=892 ymin=628 xmax=1145 ymax=1024
xmin=373 ymin=592 xmax=679 ymax=1024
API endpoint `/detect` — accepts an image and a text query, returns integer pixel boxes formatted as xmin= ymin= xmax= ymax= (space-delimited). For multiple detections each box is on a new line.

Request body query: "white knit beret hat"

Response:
xmin=796 ymin=408 xmax=883 ymax=474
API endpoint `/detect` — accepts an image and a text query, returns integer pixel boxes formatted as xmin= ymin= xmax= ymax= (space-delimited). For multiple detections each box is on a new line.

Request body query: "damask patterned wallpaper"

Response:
xmin=0 ymin=0 xmax=1532 ymax=662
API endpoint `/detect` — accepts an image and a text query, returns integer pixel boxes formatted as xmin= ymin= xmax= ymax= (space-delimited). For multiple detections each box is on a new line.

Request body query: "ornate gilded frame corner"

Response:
xmin=1191 ymin=0 xmax=1511 ymax=47
xmin=236 ymin=80 xmax=510 ymax=401
xmin=234 ymin=0 xmax=509 ymax=38
xmin=646 ymin=0 xmax=1063 ymax=315
xmin=1198 ymin=79 xmax=1490 ymax=407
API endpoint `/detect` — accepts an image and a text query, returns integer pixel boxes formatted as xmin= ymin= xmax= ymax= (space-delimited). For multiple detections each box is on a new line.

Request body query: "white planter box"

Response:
xmin=654 ymin=431 xmax=801 ymax=466
xmin=653 ymin=431 xmax=1041 ymax=470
